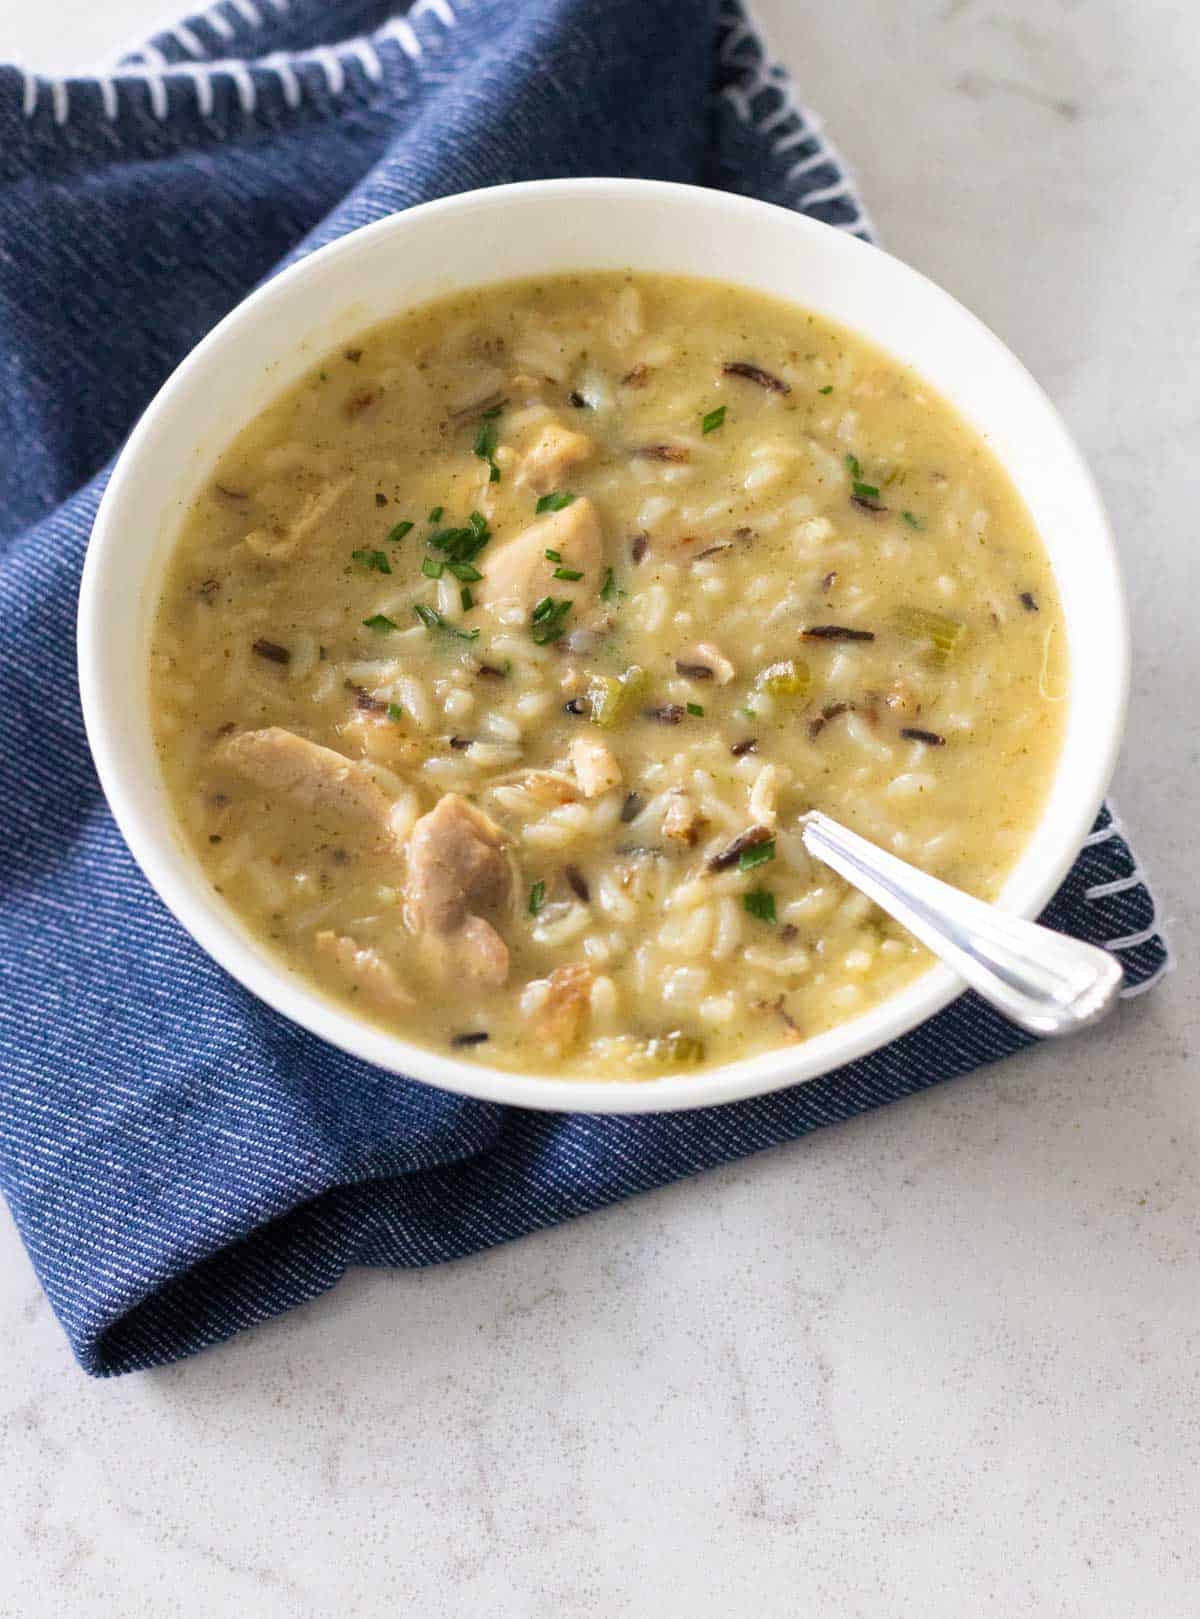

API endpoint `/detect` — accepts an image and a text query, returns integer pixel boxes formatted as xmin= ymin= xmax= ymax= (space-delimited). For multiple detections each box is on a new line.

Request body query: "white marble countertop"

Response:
xmin=2 ymin=2 xmax=1195 ymax=1613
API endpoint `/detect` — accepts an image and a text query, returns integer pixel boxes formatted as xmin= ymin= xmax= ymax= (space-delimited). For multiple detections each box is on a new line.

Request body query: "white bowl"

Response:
xmin=78 ymin=178 xmax=1128 ymax=1115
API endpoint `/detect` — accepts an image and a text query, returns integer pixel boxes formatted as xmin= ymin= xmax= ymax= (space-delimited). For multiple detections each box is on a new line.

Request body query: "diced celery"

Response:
xmin=756 ymin=658 xmax=811 ymax=698
xmin=639 ymin=1031 xmax=706 ymax=1067
xmin=893 ymin=606 xmax=965 ymax=663
xmin=588 ymin=664 xmax=650 ymax=727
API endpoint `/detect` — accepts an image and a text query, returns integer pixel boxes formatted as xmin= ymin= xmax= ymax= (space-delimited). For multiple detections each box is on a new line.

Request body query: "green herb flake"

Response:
xmin=528 ymin=880 xmax=545 ymax=916
xmin=852 ymin=481 xmax=881 ymax=501
xmin=428 ymin=506 xmax=444 ymax=523
xmin=701 ymin=405 xmax=727 ymax=435
xmin=474 ymin=418 xmax=501 ymax=483
xmin=739 ymin=838 xmax=776 ymax=872
xmin=553 ymin=566 xmax=584 ymax=582
xmin=421 ymin=556 xmax=444 ymax=580
xmin=530 ymin=595 xmax=573 ymax=645
xmin=743 ymin=889 xmax=776 ymax=923
xmin=447 ymin=561 xmax=482 ymax=582
xmin=901 ymin=510 xmax=922 ymax=530
xmin=818 ymin=385 xmax=833 ymax=395
xmin=536 ymin=491 xmax=575 ymax=513
xmin=460 ymin=586 xmax=474 ymax=612
xmin=412 ymin=603 xmax=479 ymax=641
xmin=387 ymin=520 xmax=414 ymax=544
xmin=351 ymin=548 xmax=392 ymax=574
xmin=362 ymin=613 xmax=397 ymax=633
xmin=844 ymin=453 xmax=862 ymax=479
xmin=480 ymin=403 xmax=504 ymax=419
xmin=600 ymin=566 xmax=617 ymax=602
xmin=687 ymin=702 xmax=705 ymax=717
xmin=386 ymin=702 xmax=404 ymax=723
xmin=544 ymin=548 xmax=562 ymax=562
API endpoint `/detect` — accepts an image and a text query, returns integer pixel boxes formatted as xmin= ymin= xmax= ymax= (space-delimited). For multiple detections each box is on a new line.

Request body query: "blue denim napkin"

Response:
xmin=0 ymin=0 xmax=1170 ymax=1375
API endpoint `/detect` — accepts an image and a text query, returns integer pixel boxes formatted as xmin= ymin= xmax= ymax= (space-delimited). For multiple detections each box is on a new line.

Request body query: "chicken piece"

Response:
xmin=217 ymin=727 xmax=398 ymax=845
xmin=477 ymin=497 xmax=604 ymax=617
xmin=516 ymin=422 xmax=594 ymax=495
xmin=405 ymin=793 xmax=512 ymax=988
xmin=340 ymin=710 xmax=427 ymax=772
xmin=747 ymin=763 xmax=780 ymax=830
xmin=663 ymin=790 xmax=703 ymax=846
xmin=243 ymin=475 xmax=352 ymax=560
xmin=314 ymin=931 xmax=413 ymax=1014
xmin=523 ymin=771 xmax=579 ymax=807
xmin=680 ymin=641 xmax=736 ymax=685
xmin=530 ymin=965 xmax=593 ymax=1056
xmin=569 ymin=734 xmax=622 ymax=798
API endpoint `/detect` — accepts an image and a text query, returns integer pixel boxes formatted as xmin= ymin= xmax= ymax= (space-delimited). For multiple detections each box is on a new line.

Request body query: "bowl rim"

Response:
xmin=77 ymin=176 xmax=1128 ymax=1116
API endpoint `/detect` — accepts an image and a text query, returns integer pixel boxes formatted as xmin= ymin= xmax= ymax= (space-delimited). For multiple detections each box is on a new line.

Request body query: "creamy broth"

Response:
xmin=149 ymin=272 xmax=1066 ymax=1078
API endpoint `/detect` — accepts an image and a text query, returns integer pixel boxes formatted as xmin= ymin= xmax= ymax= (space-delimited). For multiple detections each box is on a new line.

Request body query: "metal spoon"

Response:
xmin=799 ymin=810 xmax=1123 ymax=1036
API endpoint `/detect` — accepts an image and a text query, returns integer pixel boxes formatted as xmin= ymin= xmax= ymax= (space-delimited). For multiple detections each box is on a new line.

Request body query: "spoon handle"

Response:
xmin=799 ymin=811 xmax=1123 ymax=1037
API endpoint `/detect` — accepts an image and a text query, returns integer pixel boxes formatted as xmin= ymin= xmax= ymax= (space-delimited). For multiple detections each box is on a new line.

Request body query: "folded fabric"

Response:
xmin=0 ymin=0 xmax=1170 ymax=1375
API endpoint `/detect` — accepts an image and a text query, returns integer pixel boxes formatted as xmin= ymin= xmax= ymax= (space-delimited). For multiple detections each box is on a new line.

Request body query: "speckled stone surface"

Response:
xmin=1 ymin=1 xmax=1194 ymax=1613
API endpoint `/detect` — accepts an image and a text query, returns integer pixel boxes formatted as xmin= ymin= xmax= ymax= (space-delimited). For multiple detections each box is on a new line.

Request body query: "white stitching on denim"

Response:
xmin=714 ymin=1 xmax=877 ymax=239
xmin=15 ymin=34 xmax=401 ymax=126
xmin=1105 ymin=923 xmax=1161 ymax=953
xmin=264 ymin=52 xmax=301 ymax=109
xmin=313 ymin=47 xmax=345 ymax=98
xmin=207 ymin=9 xmax=235 ymax=40
xmin=415 ymin=0 xmax=457 ymax=25
xmin=187 ymin=66 xmax=215 ymax=117
xmin=786 ymin=148 xmax=835 ymax=181
xmin=382 ymin=18 xmax=424 ymax=59
xmin=1120 ymin=950 xmax=1176 ymax=998
xmin=173 ymin=22 xmax=206 ymax=58
xmin=1084 ymin=870 xmax=1145 ymax=901
xmin=1083 ymin=823 xmax=1120 ymax=847
xmin=13 ymin=0 xmax=459 ymax=126
xmin=227 ymin=61 xmax=256 ymax=113
xmin=348 ymin=39 xmax=385 ymax=85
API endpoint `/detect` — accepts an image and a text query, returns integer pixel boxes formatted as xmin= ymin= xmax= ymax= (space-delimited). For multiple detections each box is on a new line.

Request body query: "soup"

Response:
xmin=149 ymin=272 xmax=1065 ymax=1078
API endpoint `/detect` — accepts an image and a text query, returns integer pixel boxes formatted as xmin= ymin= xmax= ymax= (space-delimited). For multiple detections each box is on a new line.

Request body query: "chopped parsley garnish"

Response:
xmin=536 ymin=491 xmax=575 ymax=513
xmin=600 ymin=566 xmax=617 ymax=602
xmin=530 ymin=595 xmax=573 ymax=645
xmin=480 ymin=402 xmax=504 ymax=419
xmin=852 ymin=481 xmax=881 ymax=501
xmin=386 ymin=702 xmax=404 ymax=723
xmin=460 ymin=586 xmax=474 ymax=612
xmin=362 ymin=613 xmax=397 ymax=633
xmin=428 ymin=510 xmax=492 ymax=567
xmin=738 ymin=838 xmax=776 ymax=872
xmin=553 ymin=566 xmax=583 ymax=581
xmin=474 ymin=417 xmax=501 ymax=483
xmin=845 ymin=453 xmax=862 ymax=479
xmin=701 ymin=405 xmax=727 ymax=434
xmin=421 ymin=556 xmax=444 ymax=579
xmin=743 ymin=889 xmax=776 ymax=923
xmin=687 ymin=702 xmax=705 ymax=717
xmin=901 ymin=510 xmax=922 ymax=529
xmin=428 ymin=506 xmax=444 ymax=523
xmin=447 ymin=561 xmax=482 ymax=582
xmin=818 ymin=385 xmax=833 ymax=395
xmin=351 ymin=548 xmax=392 ymax=574
xmin=386 ymin=520 xmax=414 ymax=544
xmin=412 ymin=603 xmax=479 ymax=640
xmin=544 ymin=548 xmax=562 ymax=562
xmin=528 ymin=880 xmax=545 ymax=916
